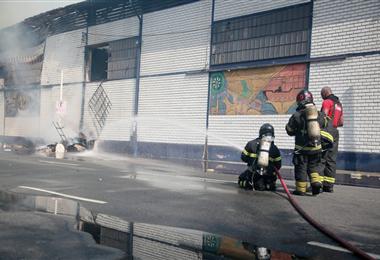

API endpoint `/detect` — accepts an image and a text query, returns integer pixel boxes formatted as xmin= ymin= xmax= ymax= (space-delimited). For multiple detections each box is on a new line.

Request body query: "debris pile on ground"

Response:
xmin=1 ymin=137 xmax=35 ymax=155
xmin=36 ymin=144 xmax=56 ymax=157
xmin=36 ymin=132 xmax=95 ymax=158
xmin=36 ymin=119 xmax=97 ymax=158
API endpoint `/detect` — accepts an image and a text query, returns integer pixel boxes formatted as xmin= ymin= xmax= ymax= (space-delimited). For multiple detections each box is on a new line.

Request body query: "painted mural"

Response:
xmin=5 ymin=89 xmax=40 ymax=117
xmin=210 ymin=64 xmax=307 ymax=115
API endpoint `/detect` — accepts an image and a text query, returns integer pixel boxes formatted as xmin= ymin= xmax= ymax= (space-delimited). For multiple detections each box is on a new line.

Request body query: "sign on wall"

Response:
xmin=5 ymin=89 xmax=40 ymax=117
xmin=210 ymin=64 xmax=307 ymax=115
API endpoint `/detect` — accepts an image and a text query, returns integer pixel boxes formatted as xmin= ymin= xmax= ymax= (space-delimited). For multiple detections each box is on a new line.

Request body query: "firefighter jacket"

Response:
xmin=286 ymin=105 xmax=328 ymax=154
xmin=321 ymin=94 xmax=343 ymax=128
xmin=321 ymin=119 xmax=336 ymax=151
xmin=241 ymin=138 xmax=282 ymax=171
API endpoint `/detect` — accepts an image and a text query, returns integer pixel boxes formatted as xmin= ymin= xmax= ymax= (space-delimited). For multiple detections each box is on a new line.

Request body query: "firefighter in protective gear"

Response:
xmin=286 ymin=90 xmax=328 ymax=196
xmin=320 ymin=87 xmax=343 ymax=192
xmin=238 ymin=123 xmax=282 ymax=191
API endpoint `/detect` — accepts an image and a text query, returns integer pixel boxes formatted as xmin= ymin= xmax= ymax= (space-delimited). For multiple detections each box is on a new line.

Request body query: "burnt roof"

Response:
xmin=0 ymin=0 xmax=199 ymax=53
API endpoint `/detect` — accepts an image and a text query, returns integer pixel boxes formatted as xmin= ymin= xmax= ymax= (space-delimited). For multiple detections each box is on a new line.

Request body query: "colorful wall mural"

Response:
xmin=210 ymin=64 xmax=307 ymax=115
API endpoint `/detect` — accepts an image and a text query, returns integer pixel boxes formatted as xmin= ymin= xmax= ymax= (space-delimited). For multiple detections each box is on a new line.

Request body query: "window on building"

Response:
xmin=88 ymin=37 xmax=139 ymax=81
xmin=210 ymin=3 xmax=312 ymax=66
xmin=90 ymin=45 xmax=109 ymax=81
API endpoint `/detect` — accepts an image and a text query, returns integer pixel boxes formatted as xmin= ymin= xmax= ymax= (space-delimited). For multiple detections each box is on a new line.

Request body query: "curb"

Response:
xmin=206 ymin=161 xmax=380 ymax=189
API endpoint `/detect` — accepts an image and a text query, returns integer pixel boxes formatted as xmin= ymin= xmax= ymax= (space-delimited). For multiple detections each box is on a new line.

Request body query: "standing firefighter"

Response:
xmin=286 ymin=90 xmax=327 ymax=196
xmin=320 ymin=87 xmax=343 ymax=192
xmin=238 ymin=124 xmax=282 ymax=191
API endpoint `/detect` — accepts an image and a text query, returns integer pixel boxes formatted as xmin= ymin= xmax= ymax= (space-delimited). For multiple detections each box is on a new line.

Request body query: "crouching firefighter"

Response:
xmin=286 ymin=90 xmax=327 ymax=196
xmin=238 ymin=124 xmax=282 ymax=191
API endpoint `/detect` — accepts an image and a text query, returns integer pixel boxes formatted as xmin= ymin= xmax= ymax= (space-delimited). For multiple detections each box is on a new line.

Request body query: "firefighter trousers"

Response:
xmin=293 ymin=153 xmax=322 ymax=193
xmin=322 ymin=131 xmax=339 ymax=188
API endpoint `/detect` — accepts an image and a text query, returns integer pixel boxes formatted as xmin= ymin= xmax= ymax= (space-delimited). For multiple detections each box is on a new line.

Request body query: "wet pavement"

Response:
xmin=0 ymin=191 xmax=124 ymax=259
xmin=0 ymin=151 xmax=379 ymax=259
xmin=0 ymin=190 xmax=307 ymax=259
xmin=0 ymin=190 xmax=360 ymax=260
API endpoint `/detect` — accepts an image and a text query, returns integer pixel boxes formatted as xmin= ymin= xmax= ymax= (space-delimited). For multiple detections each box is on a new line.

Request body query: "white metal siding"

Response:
xmin=138 ymin=74 xmax=208 ymax=144
xmin=133 ymin=237 xmax=202 ymax=260
xmin=4 ymin=89 xmax=41 ymax=138
xmin=309 ymin=0 xmax=380 ymax=154
xmin=0 ymin=92 xmax=3 ymax=135
xmin=41 ymin=29 xmax=85 ymax=85
xmin=140 ymin=0 xmax=212 ymax=76
xmin=133 ymin=237 xmax=201 ymax=260
xmin=134 ymin=223 xmax=203 ymax=251
xmin=83 ymin=79 xmax=135 ymax=141
xmin=4 ymin=117 xmax=40 ymax=137
xmin=39 ymin=84 xmax=82 ymax=143
xmin=309 ymin=55 xmax=380 ymax=153
xmin=311 ymin=0 xmax=380 ymax=57
xmin=39 ymin=87 xmax=55 ymax=142
xmin=87 ymin=17 xmax=139 ymax=45
xmin=208 ymin=0 xmax=311 ymax=152
xmin=208 ymin=115 xmax=293 ymax=151
xmin=214 ymin=0 xmax=310 ymax=21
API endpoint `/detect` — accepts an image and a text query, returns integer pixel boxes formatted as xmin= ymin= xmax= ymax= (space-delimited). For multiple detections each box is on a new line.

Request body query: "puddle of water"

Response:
xmin=0 ymin=190 xmax=305 ymax=259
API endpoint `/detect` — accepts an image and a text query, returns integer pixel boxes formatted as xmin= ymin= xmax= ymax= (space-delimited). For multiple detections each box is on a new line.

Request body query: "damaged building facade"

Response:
xmin=0 ymin=0 xmax=379 ymax=171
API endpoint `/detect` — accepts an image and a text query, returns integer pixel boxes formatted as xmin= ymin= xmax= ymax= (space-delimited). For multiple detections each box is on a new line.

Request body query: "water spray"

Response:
xmin=202 ymin=130 xmax=209 ymax=172
xmin=274 ymin=168 xmax=374 ymax=260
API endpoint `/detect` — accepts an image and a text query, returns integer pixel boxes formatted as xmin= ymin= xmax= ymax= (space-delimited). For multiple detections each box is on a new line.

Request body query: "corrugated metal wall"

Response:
xmin=309 ymin=0 xmax=380 ymax=155
xmin=39 ymin=84 xmax=82 ymax=143
xmin=138 ymin=1 xmax=211 ymax=145
xmin=133 ymin=223 xmax=203 ymax=259
xmin=140 ymin=0 xmax=211 ymax=76
xmin=78 ymin=15 xmax=139 ymax=142
xmin=138 ymin=74 xmax=208 ymax=144
xmin=4 ymin=88 xmax=40 ymax=138
xmin=309 ymin=55 xmax=380 ymax=153
xmin=41 ymin=29 xmax=85 ymax=86
xmin=133 ymin=236 xmax=201 ymax=260
xmin=39 ymin=87 xmax=55 ymax=141
xmin=134 ymin=223 xmax=203 ymax=250
xmin=4 ymin=117 xmax=40 ymax=138
xmin=214 ymin=0 xmax=310 ymax=21
xmin=208 ymin=116 xmax=293 ymax=151
xmin=87 ymin=17 xmax=139 ymax=45
xmin=83 ymin=79 xmax=135 ymax=141
xmin=0 ymin=91 xmax=3 ymax=135
xmin=207 ymin=0 xmax=310 ymax=150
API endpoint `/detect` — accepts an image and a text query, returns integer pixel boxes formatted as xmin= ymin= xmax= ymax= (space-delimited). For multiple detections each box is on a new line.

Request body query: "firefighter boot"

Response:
xmin=311 ymin=182 xmax=322 ymax=196
xmin=253 ymin=178 xmax=266 ymax=191
xmin=323 ymin=185 xmax=334 ymax=193
xmin=266 ymin=182 xmax=276 ymax=191
xmin=292 ymin=190 xmax=305 ymax=196
xmin=293 ymin=181 xmax=307 ymax=196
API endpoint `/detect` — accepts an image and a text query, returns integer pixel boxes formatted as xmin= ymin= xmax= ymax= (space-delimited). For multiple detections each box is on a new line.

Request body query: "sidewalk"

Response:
xmin=274 ymin=166 xmax=380 ymax=189
xmin=200 ymin=159 xmax=380 ymax=189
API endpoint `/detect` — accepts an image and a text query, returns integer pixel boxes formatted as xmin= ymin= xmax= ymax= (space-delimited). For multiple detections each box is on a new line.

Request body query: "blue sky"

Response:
xmin=0 ymin=0 xmax=83 ymax=29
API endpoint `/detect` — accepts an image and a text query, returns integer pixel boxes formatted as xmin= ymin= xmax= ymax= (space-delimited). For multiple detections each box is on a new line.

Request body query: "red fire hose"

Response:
xmin=274 ymin=168 xmax=374 ymax=260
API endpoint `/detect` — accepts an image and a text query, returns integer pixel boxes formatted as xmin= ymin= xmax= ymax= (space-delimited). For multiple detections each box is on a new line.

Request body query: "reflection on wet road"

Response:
xmin=0 ymin=190 xmax=303 ymax=259
xmin=0 ymin=152 xmax=379 ymax=259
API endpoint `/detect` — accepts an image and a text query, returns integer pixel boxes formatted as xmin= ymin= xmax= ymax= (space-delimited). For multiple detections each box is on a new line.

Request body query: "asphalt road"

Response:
xmin=0 ymin=151 xmax=379 ymax=259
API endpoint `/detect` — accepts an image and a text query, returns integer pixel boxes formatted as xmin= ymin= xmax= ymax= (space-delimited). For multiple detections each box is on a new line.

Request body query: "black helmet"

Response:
xmin=259 ymin=123 xmax=275 ymax=138
xmin=296 ymin=89 xmax=314 ymax=106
